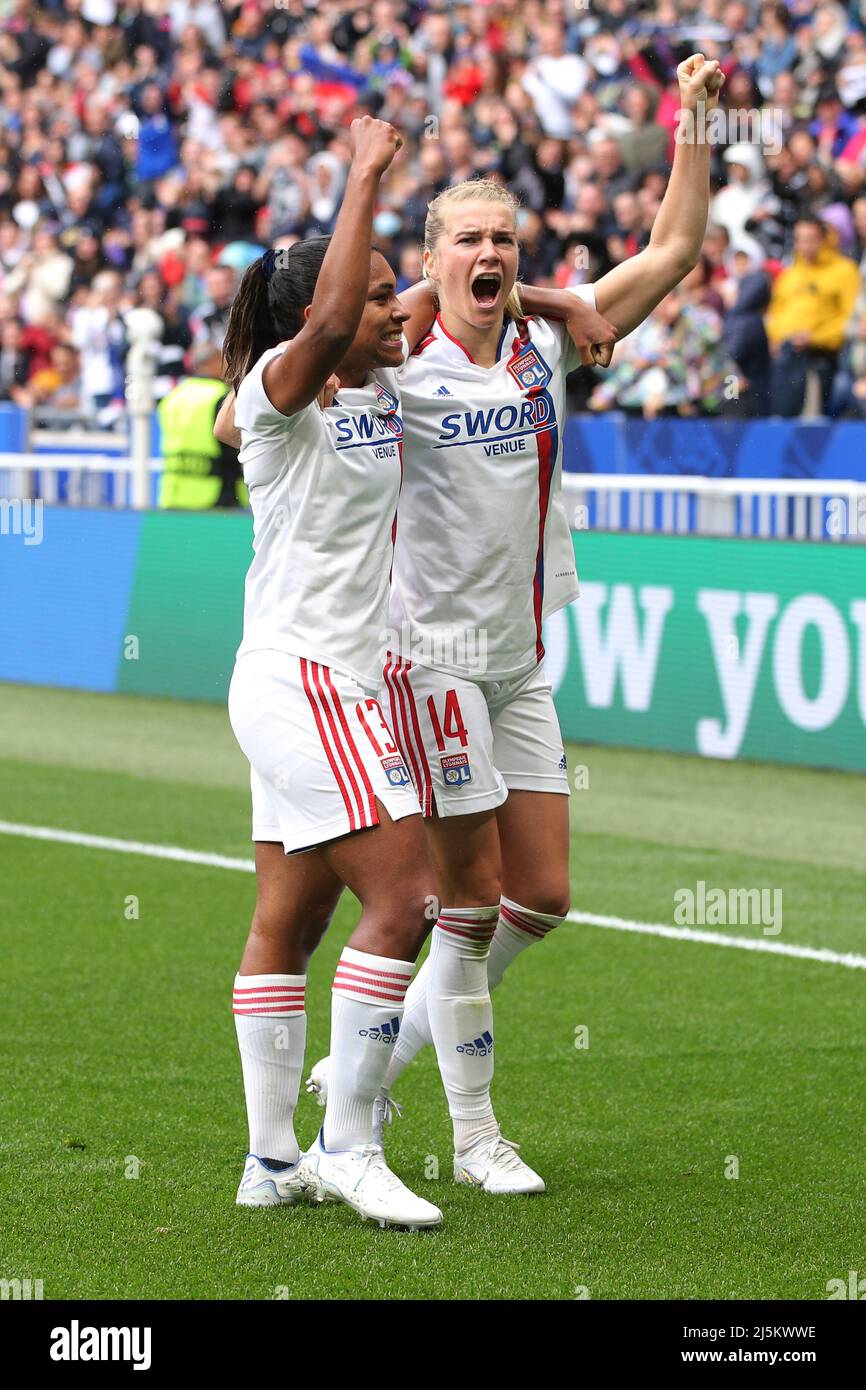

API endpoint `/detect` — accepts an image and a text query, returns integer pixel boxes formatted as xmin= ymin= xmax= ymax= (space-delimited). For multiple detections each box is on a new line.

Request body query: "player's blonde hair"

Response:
xmin=423 ymin=179 xmax=524 ymax=321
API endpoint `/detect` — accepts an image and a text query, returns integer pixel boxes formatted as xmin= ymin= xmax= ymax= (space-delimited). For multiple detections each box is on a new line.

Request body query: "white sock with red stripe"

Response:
xmin=383 ymin=897 xmax=565 ymax=1090
xmin=425 ymin=906 xmax=500 ymax=1152
xmin=324 ymin=947 xmax=414 ymax=1150
xmin=487 ymin=897 xmax=565 ymax=989
xmin=233 ymin=973 xmax=307 ymax=1166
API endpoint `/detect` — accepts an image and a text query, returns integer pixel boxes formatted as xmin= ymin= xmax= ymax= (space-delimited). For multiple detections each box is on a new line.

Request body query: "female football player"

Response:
xmin=217 ymin=271 xmax=618 ymax=1200
xmin=362 ymin=54 xmax=727 ymax=1194
xmin=221 ymin=115 xmax=448 ymax=1230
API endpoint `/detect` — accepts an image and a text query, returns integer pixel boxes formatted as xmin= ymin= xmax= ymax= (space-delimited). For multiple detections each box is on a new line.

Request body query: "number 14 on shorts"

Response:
xmin=428 ymin=690 xmax=473 ymax=785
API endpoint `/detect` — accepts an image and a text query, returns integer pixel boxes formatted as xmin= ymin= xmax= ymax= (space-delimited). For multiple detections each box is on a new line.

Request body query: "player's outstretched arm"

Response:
xmin=513 ymin=284 xmax=619 ymax=365
xmin=258 ymin=117 xmax=402 ymax=416
xmin=591 ymin=54 xmax=725 ymax=339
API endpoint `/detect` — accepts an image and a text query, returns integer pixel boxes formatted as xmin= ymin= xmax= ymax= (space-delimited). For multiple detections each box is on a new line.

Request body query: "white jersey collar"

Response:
xmin=427 ymin=312 xmax=525 ymax=368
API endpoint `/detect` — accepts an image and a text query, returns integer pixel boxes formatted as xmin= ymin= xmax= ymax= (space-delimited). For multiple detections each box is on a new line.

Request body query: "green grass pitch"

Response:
xmin=1 ymin=682 xmax=864 ymax=1301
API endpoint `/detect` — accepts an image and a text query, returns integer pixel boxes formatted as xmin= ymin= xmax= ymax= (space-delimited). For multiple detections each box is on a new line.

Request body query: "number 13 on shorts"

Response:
xmin=356 ymin=697 xmax=414 ymax=789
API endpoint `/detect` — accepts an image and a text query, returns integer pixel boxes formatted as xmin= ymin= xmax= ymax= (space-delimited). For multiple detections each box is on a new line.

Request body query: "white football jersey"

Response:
xmin=390 ymin=285 xmax=594 ymax=679
xmin=234 ymin=345 xmax=404 ymax=690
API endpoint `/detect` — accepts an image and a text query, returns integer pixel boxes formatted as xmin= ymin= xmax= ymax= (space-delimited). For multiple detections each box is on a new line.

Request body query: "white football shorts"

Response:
xmin=380 ymin=656 xmax=569 ymax=819
xmin=229 ymin=649 xmax=421 ymax=854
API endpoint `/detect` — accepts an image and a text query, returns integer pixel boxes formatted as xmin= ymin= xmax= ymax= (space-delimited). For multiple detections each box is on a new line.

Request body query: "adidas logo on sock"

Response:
xmin=359 ymin=1017 xmax=401 ymax=1044
xmin=456 ymin=1031 xmax=494 ymax=1056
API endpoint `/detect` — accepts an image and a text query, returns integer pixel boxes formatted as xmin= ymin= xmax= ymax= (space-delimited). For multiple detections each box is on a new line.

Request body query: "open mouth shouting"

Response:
xmin=471 ymin=271 xmax=503 ymax=308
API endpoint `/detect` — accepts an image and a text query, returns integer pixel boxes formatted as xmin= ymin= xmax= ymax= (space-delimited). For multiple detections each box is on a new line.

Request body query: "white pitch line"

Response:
xmin=2 ymin=819 xmax=864 ymax=972
xmin=0 ymin=820 xmax=255 ymax=874
xmin=566 ymin=910 xmax=866 ymax=971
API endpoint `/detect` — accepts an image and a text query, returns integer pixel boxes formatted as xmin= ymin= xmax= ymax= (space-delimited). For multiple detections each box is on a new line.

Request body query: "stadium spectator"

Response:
xmin=211 ymin=164 xmax=264 ymax=244
xmin=752 ymin=144 xmax=810 ymax=259
xmin=25 ymin=342 xmax=83 ymax=412
xmin=4 ymin=226 xmax=73 ymax=324
xmin=189 ymin=262 xmax=236 ymax=354
xmin=766 ymin=215 xmax=861 ymax=415
xmin=813 ymin=2 xmax=851 ymax=63
xmin=157 ymin=337 xmax=242 ymax=509
xmin=135 ymin=83 xmax=180 ymax=184
xmin=720 ymin=247 xmax=773 ymax=415
xmin=587 ymin=135 xmax=636 ymax=201
xmin=587 ymin=290 xmax=734 ymax=419
xmin=615 ymin=83 xmax=669 ymax=174
xmin=837 ymin=26 xmax=866 ymax=108
xmin=712 ymin=144 xmax=772 ymax=249
xmin=757 ymin=4 xmax=799 ymax=90
xmin=132 ymin=266 xmax=192 ymax=396
xmin=0 ymin=315 xmax=31 ymax=404
xmin=522 ymin=22 xmax=590 ymax=140
xmin=811 ymin=80 xmax=862 ymax=159
xmin=70 ymin=269 xmax=127 ymax=415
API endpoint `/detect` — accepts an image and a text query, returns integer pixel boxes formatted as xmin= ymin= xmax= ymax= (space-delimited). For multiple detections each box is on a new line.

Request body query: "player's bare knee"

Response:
xmin=440 ymin=876 xmax=502 ymax=910
xmin=372 ymin=882 xmax=435 ymax=957
xmin=250 ymin=904 xmax=302 ymax=945
xmin=360 ymin=917 xmax=423 ymax=962
xmin=524 ymin=890 xmax=570 ymax=919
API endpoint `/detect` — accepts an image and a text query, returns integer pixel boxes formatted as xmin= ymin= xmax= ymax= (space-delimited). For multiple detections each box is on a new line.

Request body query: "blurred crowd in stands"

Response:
xmin=2 ymin=0 xmax=866 ymax=424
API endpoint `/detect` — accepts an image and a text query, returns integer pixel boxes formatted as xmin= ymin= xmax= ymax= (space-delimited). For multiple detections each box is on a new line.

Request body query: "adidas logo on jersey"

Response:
xmin=433 ymin=384 xmax=452 ymax=396
xmin=558 ymin=752 xmax=567 ymax=770
xmin=456 ymin=1031 xmax=494 ymax=1057
xmin=359 ymin=1017 xmax=401 ymax=1044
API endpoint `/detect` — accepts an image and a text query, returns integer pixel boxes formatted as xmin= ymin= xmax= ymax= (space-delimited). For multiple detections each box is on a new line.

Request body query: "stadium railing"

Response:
xmin=561 ymin=473 xmax=866 ymax=543
xmin=2 ymin=453 xmax=865 ymax=543
xmin=0 ymin=450 xmax=161 ymax=508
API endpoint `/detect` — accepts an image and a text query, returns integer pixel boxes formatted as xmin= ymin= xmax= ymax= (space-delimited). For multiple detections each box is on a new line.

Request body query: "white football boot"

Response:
xmin=305 ymin=1055 xmax=402 ymax=1146
xmin=235 ymin=1153 xmax=307 ymax=1207
xmin=297 ymin=1129 xmax=442 ymax=1230
xmin=453 ymin=1133 xmax=546 ymax=1195
xmin=305 ymin=1055 xmax=330 ymax=1106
